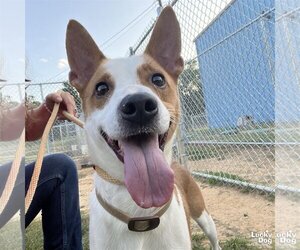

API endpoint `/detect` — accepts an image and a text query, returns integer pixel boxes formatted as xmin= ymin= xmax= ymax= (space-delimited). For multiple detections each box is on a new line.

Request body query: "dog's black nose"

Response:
xmin=120 ymin=93 xmax=158 ymax=125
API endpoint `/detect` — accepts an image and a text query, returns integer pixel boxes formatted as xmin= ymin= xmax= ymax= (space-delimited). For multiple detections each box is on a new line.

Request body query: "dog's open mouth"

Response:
xmin=99 ymin=126 xmax=174 ymax=209
xmin=100 ymin=131 xmax=168 ymax=163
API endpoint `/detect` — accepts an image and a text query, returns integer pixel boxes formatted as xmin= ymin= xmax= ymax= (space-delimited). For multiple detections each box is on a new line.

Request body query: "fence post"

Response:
xmin=176 ymin=121 xmax=188 ymax=169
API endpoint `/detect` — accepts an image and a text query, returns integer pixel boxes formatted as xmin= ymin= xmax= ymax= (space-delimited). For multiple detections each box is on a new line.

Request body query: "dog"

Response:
xmin=66 ymin=6 xmax=221 ymax=250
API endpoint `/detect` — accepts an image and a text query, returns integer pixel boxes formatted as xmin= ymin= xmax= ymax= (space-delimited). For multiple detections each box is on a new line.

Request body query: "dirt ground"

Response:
xmin=193 ymin=183 xmax=275 ymax=248
xmin=78 ymin=167 xmax=276 ymax=248
xmin=188 ymin=145 xmax=275 ymax=186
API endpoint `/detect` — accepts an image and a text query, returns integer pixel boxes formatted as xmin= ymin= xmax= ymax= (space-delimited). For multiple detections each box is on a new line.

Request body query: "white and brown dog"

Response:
xmin=66 ymin=6 xmax=220 ymax=250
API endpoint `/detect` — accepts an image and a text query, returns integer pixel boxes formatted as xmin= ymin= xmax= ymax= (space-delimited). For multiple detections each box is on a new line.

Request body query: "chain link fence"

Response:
xmin=1 ymin=0 xmax=299 ymax=196
xmin=130 ymin=0 xmax=300 ymax=195
xmin=24 ymin=81 xmax=89 ymax=167
xmin=0 ymin=81 xmax=88 ymax=167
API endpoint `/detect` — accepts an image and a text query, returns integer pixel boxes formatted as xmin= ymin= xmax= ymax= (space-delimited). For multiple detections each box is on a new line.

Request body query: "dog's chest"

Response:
xmin=89 ymin=176 xmax=191 ymax=250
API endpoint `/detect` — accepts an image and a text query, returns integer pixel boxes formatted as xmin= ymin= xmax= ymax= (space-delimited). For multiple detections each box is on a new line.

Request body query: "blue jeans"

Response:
xmin=0 ymin=153 xmax=83 ymax=250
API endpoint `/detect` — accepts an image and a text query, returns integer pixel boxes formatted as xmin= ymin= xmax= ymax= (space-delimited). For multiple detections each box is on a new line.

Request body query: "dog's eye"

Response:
xmin=95 ymin=82 xmax=109 ymax=97
xmin=151 ymin=73 xmax=165 ymax=87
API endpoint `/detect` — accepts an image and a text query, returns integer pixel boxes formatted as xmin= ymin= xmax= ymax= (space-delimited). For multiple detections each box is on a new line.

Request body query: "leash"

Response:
xmin=0 ymin=129 xmax=25 ymax=214
xmin=23 ymin=92 xmax=83 ymax=214
xmin=25 ymin=102 xmax=60 ymax=212
xmin=61 ymin=110 xmax=84 ymax=128
xmin=25 ymin=106 xmax=83 ymax=213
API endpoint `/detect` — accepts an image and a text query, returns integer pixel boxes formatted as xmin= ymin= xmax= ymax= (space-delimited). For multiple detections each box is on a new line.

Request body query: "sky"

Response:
xmin=0 ymin=0 xmax=166 ymax=84
xmin=0 ymin=0 xmax=232 ymax=101
xmin=25 ymin=0 xmax=161 ymax=82
xmin=0 ymin=0 xmax=25 ymax=83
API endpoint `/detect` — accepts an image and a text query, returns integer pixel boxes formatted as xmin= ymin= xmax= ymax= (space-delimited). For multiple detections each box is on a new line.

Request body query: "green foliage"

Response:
xmin=81 ymin=213 xmax=90 ymax=249
xmin=0 ymin=220 xmax=23 ymax=249
xmin=25 ymin=94 xmax=41 ymax=108
xmin=192 ymin=233 xmax=207 ymax=250
xmin=26 ymin=214 xmax=261 ymax=250
xmin=0 ymin=93 xmax=21 ymax=109
xmin=193 ymin=171 xmax=246 ymax=186
xmin=25 ymin=213 xmax=89 ymax=250
xmin=62 ymin=81 xmax=82 ymax=113
xmin=179 ymin=59 xmax=205 ymax=116
xmin=192 ymin=233 xmax=261 ymax=250
xmin=25 ymin=219 xmax=43 ymax=250
xmin=221 ymin=237 xmax=260 ymax=250
xmin=206 ymin=171 xmax=246 ymax=181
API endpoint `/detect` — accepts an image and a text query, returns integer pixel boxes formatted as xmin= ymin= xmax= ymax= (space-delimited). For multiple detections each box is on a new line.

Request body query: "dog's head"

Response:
xmin=66 ymin=6 xmax=183 ymax=208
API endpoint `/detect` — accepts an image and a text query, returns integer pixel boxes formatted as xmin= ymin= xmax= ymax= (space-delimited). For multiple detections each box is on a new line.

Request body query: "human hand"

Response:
xmin=44 ymin=91 xmax=77 ymax=119
xmin=25 ymin=91 xmax=78 ymax=141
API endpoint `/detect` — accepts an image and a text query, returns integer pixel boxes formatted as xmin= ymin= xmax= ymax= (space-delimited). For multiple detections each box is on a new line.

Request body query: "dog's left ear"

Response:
xmin=145 ymin=6 xmax=184 ymax=78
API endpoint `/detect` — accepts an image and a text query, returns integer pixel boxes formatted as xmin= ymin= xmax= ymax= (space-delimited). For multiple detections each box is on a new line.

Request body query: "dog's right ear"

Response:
xmin=66 ymin=20 xmax=105 ymax=92
xmin=145 ymin=6 xmax=183 ymax=78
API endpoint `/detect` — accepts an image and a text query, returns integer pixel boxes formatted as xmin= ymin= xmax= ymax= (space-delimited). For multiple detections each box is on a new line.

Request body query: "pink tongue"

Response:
xmin=121 ymin=134 xmax=174 ymax=208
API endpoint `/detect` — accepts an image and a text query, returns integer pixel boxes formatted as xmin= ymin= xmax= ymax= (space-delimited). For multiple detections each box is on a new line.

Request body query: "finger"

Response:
xmin=46 ymin=93 xmax=63 ymax=103
xmin=55 ymin=94 xmax=63 ymax=103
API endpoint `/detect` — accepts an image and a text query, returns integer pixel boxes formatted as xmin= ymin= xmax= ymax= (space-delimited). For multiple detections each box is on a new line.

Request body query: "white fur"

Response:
xmin=196 ymin=210 xmax=221 ymax=250
xmin=84 ymin=55 xmax=170 ymax=181
xmin=96 ymin=55 xmax=170 ymax=140
xmin=89 ymin=176 xmax=191 ymax=250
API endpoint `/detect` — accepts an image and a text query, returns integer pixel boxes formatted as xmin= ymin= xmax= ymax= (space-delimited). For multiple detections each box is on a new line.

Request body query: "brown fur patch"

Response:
xmin=172 ymin=162 xmax=206 ymax=235
xmin=79 ymin=62 xmax=115 ymax=117
xmin=137 ymin=55 xmax=180 ymax=144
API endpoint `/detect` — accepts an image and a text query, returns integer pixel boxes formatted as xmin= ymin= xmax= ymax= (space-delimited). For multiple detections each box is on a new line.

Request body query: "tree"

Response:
xmin=179 ymin=60 xmax=205 ymax=116
xmin=25 ymin=94 xmax=41 ymax=109
xmin=62 ymin=81 xmax=82 ymax=113
xmin=0 ymin=93 xmax=20 ymax=109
